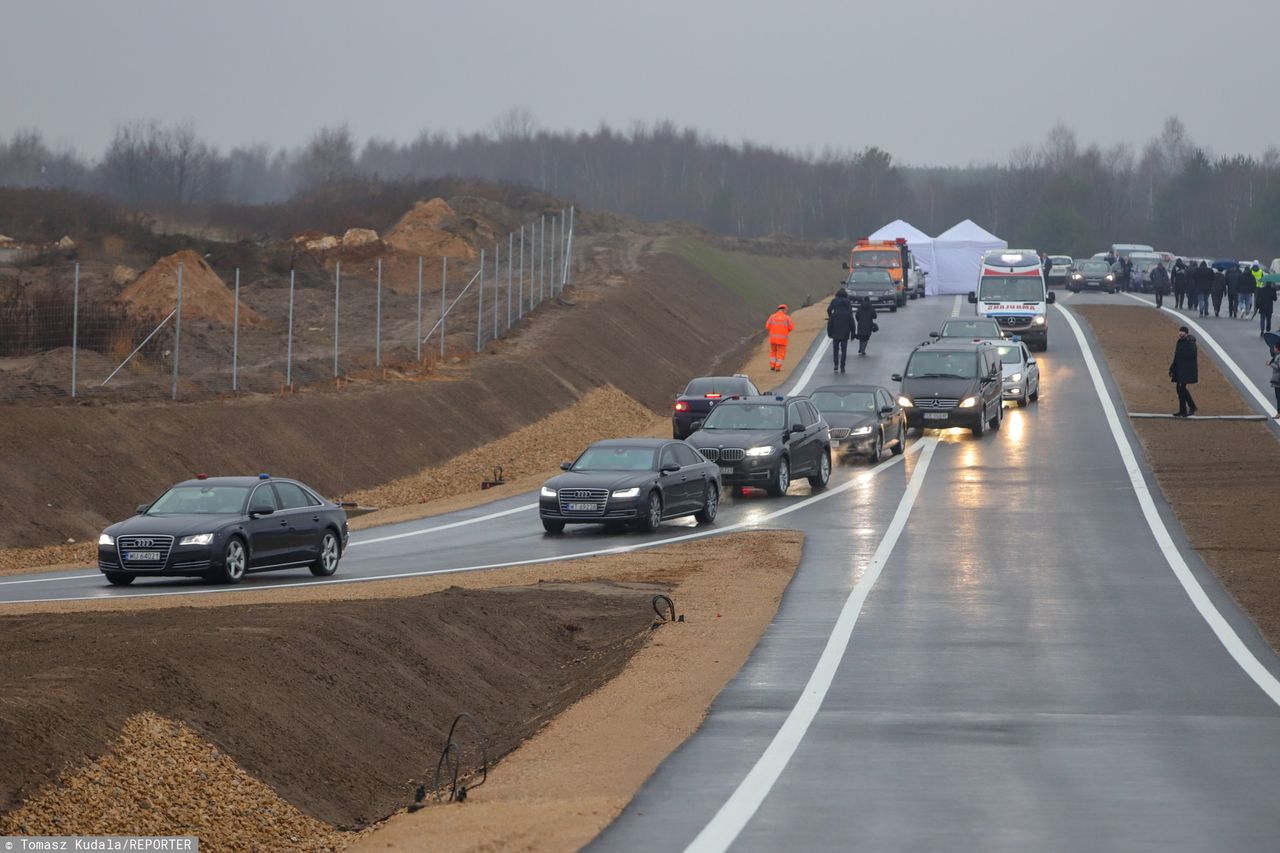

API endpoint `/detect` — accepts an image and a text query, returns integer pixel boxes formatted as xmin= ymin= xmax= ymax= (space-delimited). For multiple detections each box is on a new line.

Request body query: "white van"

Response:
xmin=1110 ymin=243 xmax=1155 ymax=261
xmin=968 ymin=249 xmax=1055 ymax=351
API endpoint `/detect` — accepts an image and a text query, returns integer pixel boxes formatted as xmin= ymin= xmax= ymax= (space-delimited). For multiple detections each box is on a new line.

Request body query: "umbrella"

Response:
xmin=1264 ymin=331 xmax=1280 ymax=349
xmin=1212 ymin=258 xmax=1239 ymax=271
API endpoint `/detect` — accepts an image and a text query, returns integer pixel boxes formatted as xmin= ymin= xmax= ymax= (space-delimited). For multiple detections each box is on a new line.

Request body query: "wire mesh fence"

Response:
xmin=0 ymin=207 xmax=574 ymax=402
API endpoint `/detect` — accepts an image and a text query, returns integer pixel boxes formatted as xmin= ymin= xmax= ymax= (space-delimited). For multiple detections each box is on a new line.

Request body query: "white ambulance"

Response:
xmin=967 ymin=249 xmax=1055 ymax=351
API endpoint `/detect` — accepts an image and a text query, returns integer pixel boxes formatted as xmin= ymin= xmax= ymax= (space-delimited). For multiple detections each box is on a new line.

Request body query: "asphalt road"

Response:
xmin=6 ymin=291 xmax=1280 ymax=851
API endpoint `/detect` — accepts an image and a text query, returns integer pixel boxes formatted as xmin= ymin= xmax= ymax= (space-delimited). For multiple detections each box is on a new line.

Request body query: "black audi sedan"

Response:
xmin=809 ymin=384 xmax=907 ymax=462
xmin=685 ymin=396 xmax=831 ymax=496
xmin=672 ymin=375 xmax=761 ymax=439
xmin=97 ymin=475 xmax=349 ymax=586
xmin=540 ymin=439 xmax=721 ymax=533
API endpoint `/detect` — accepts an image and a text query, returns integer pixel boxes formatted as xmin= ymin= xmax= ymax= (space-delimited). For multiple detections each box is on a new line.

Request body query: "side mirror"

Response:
xmin=1046 ymin=292 xmax=1056 ymax=304
xmin=891 ymin=373 xmax=903 ymax=382
xmin=790 ymin=423 xmax=805 ymax=434
xmin=136 ymin=503 xmax=150 ymax=515
xmin=967 ymin=292 xmax=977 ymax=304
xmin=1027 ymin=358 xmax=1037 ymax=365
xmin=690 ymin=419 xmax=704 ymax=432
xmin=249 ymin=505 xmax=275 ymax=518
xmin=560 ymin=461 xmax=573 ymax=471
xmin=661 ymin=464 xmax=681 ymax=474
xmin=879 ymin=406 xmax=894 ymax=415
xmin=842 ymin=261 xmax=849 ymax=270
xmin=928 ymin=331 xmax=940 ymax=338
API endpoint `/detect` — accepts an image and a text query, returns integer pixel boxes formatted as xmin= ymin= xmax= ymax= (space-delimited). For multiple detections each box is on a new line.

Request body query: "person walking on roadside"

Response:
xmin=765 ymin=303 xmax=794 ymax=372
xmin=1169 ymin=325 xmax=1198 ymax=417
xmin=1172 ymin=259 xmax=1188 ymax=309
xmin=1150 ymin=262 xmax=1170 ymax=309
xmin=1210 ymin=267 xmax=1226 ymax=316
xmin=826 ymin=288 xmax=854 ymax=373
xmin=1268 ymin=342 xmax=1280 ymax=419
xmin=1193 ymin=261 xmax=1214 ymax=317
xmin=1226 ymin=266 xmax=1240 ymax=318
xmin=854 ymin=296 xmax=877 ymax=356
xmin=1257 ymin=281 xmax=1276 ymax=336
xmin=1239 ymin=268 xmax=1254 ymax=318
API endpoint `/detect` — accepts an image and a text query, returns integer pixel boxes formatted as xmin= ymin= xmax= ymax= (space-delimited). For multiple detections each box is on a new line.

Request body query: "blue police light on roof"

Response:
xmin=775 ymin=395 xmax=785 ymax=401
xmin=259 ymin=473 xmax=270 ymax=480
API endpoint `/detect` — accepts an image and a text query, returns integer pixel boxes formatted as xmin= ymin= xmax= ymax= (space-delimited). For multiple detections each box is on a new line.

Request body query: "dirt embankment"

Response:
xmin=1 ymin=240 xmax=824 ymax=549
xmin=1076 ymin=305 xmax=1280 ymax=647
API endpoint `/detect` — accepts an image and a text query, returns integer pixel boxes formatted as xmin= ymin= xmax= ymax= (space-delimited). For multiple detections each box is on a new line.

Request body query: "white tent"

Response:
xmin=866 ymin=219 xmax=937 ymax=294
xmin=930 ymin=220 xmax=1007 ymax=295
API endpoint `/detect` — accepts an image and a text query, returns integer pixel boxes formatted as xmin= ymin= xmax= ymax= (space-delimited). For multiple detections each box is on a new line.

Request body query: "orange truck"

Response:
xmin=842 ymin=238 xmax=913 ymax=307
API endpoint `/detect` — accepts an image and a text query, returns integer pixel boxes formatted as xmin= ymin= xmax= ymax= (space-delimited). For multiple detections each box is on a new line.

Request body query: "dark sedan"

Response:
xmin=1066 ymin=259 xmax=1117 ymax=293
xmin=685 ymin=396 xmax=831 ymax=496
xmin=810 ymin=385 xmax=907 ymax=462
xmin=97 ymin=475 xmax=349 ymax=586
xmin=672 ymin=375 xmax=760 ymax=439
xmin=842 ymin=268 xmax=901 ymax=312
xmin=540 ymin=439 xmax=720 ymax=533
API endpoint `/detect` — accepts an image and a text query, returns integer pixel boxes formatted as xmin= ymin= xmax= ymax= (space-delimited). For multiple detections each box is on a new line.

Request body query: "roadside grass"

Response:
xmin=670 ymin=238 xmax=836 ymax=312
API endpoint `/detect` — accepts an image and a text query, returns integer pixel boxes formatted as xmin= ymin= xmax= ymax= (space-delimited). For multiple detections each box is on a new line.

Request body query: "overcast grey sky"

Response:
xmin=2 ymin=0 xmax=1276 ymax=167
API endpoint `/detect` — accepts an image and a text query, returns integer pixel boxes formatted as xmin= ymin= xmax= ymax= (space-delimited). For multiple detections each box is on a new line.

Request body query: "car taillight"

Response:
xmin=705 ymin=393 xmax=721 ymax=399
xmin=674 ymin=401 xmax=689 ymax=412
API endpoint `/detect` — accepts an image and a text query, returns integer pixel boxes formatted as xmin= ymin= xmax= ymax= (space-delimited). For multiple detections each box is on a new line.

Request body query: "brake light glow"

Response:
xmin=674 ymin=401 xmax=690 ymax=412
xmin=705 ymin=393 xmax=721 ymax=399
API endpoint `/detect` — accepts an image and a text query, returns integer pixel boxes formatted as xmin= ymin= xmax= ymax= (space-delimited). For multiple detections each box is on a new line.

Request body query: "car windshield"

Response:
xmin=941 ymin=319 xmax=1002 ymax=338
xmin=1080 ymin=261 xmax=1111 ymax=274
xmin=852 ymin=250 xmax=900 ymax=268
xmin=573 ymin=446 xmax=656 ymax=471
xmin=995 ymin=345 xmax=1023 ymax=365
xmin=978 ymin=276 xmax=1044 ymax=302
xmin=810 ymin=391 xmax=877 ymax=413
xmin=685 ymin=378 xmax=749 ymax=396
xmin=702 ymin=403 xmax=786 ymax=430
xmin=847 ymin=268 xmax=893 ymax=284
xmin=146 ymin=485 xmax=250 ymax=515
xmin=906 ymin=350 xmax=978 ymax=379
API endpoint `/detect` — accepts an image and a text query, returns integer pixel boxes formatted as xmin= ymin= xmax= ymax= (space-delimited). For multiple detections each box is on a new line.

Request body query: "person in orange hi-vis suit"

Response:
xmin=765 ymin=304 xmax=795 ymax=372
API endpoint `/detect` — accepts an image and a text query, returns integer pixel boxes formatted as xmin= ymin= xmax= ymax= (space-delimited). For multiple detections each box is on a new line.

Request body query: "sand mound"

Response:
xmin=383 ymin=198 xmax=476 ymax=260
xmin=120 ymin=250 xmax=263 ymax=327
xmin=342 ymin=227 xmax=380 ymax=248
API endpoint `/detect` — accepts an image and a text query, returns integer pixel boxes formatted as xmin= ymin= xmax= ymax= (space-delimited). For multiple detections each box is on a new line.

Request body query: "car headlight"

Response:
xmin=959 ymin=396 xmax=978 ymax=408
xmin=540 ymin=486 xmax=557 ymax=498
xmin=178 ymin=533 xmax=214 ymax=546
xmin=611 ymin=487 xmax=640 ymax=498
xmin=1071 ymin=273 xmax=1083 ymax=279
xmin=99 ymin=533 xmax=114 ymax=546
xmin=1104 ymin=274 xmax=1115 ymax=281
xmin=897 ymin=396 xmax=914 ymax=408
xmin=851 ymin=426 xmax=874 ymax=436
xmin=1032 ymin=316 xmax=1046 ymax=325
xmin=1008 ymin=372 xmax=1022 ymax=383
xmin=744 ymin=446 xmax=776 ymax=457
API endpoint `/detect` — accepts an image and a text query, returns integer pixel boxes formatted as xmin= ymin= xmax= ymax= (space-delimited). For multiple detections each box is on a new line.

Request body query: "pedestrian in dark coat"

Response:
xmin=1226 ymin=267 xmax=1241 ymax=318
xmin=1169 ymin=325 xmax=1198 ymax=417
xmin=1267 ymin=342 xmax=1280 ymax=418
xmin=854 ymin=297 xmax=877 ymax=355
xmin=1192 ymin=262 xmax=1214 ymax=317
xmin=826 ymin=288 xmax=854 ymax=373
xmin=1257 ymin=282 xmax=1276 ymax=335
xmin=1150 ymin=263 xmax=1170 ymax=309
xmin=1172 ymin=260 xmax=1188 ymax=309
xmin=1210 ymin=269 xmax=1226 ymax=316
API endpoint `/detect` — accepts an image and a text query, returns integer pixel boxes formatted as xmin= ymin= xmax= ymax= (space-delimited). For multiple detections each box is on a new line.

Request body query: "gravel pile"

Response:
xmin=0 ymin=541 xmax=94 ymax=576
xmin=1 ymin=712 xmax=346 ymax=851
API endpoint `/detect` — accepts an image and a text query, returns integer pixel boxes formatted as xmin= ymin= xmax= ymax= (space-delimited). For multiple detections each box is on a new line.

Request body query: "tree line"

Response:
xmin=1 ymin=113 xmax=1277 ymax=259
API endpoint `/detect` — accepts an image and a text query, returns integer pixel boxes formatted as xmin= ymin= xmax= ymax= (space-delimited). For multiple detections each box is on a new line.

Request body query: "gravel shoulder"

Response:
xmin=1076 ymin=304 xmax=1280 ymax=648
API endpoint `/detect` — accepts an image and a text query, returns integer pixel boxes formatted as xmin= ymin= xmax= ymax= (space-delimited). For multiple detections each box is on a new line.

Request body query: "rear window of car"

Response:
xmin=684 ymin=378 xmax=751 ymax=397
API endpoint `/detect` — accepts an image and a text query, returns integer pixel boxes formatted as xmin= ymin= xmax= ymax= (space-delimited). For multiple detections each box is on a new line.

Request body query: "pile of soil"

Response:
xmin=119 ymin=250 xmax=264 ymax=328
xmin=0 ymin=584 xmax=657 ymax=830
xmin=1076 ymin=305 xmax=1280 ymax=647
xmin=341 ymin=227 xmax=380 ymax=248
xmin=382 ymin=198 xmax=476 ymax=260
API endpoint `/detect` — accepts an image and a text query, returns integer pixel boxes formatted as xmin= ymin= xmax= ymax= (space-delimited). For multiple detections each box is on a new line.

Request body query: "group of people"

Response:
xmin=825 ymin=291 xmax=877 ymax=372
xmin=1154 ymin=259 xmax=1277 ymax=334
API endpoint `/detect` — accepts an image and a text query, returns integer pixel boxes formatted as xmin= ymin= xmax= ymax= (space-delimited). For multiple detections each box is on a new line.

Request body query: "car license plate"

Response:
xmin=719 ymin=466 xmax=735 ymax=475
xmin=125 ymin=550 xmax=161 ymax=561
xmin=923 ymin=412 xmax=948 ymax=421
xmin=566 ymin=502 xmax=598 ymax=512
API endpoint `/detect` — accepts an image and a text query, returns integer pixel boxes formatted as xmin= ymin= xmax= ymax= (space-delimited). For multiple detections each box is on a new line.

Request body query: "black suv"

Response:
xmin=892 ymin=341 xmax=1004 ymax=437
xmin=672 ymin=375 xmax=761 ymax=439
xmin=685 ymin=395 xmax=831 ymax=496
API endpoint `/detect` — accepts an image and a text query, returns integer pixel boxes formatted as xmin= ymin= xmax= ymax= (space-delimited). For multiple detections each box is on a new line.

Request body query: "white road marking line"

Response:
xmin=0 ymin=572 xmax=99 ymax=586
xmin=1056 ymin=304 xmax=1280 ymax=706
xmin=684 ymin=438 xmax=939 ymax=853
xmin=951 ymin=294 xmax=962 ymax=317
xmin=789 ymin=335 xmax=830 ymax=396
xmin=1122 ymin=293 xmax=1277 ymax=416
xmin=349 ymin=502 xmax=537 ymax=547
xmin=3 ymin=444 xmax=925 ymax=605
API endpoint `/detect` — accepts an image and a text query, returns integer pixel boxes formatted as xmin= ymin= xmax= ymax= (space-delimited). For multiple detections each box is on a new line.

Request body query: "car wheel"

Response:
xmin=309 ymin=530 xmax=341 ymax=577
xmin=694 ymin=484 xmax=719 ymax=525
xmin=990 ymin=402 xmax=1003 ymax=431
xmin=1030 ymin=383 xmax=1040 ymax=402
xmin=104 ymin=572 xmax=135 ymax=586
xmin=868 ymin=430 xmax=882 ymax=463
xmin=1016 ymin=396 xmax=1027 ymax=408
xmin=971 ymin=410 xmax=986 ymax=437
xmin=767 ymin=457 xmax=791 ymax=497
xmin=891 ymin=423 xmax=906 ymax=455
xmin=808 ymin=450 xmax=831 ymax=490
xmin=542 ymin=518 xmax=565 ymax=534
xmin=215 ymin=537 xmax=247 ymax=585
xmin=890 ymin=304 xmax=898 ymax=313
xmin=637 ymin=491 xmax=663 ymax=533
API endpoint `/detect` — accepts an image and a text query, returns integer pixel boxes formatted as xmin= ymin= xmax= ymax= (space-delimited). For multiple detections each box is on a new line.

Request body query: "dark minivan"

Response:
xmin=892 ymin=341 xmax=1004 ymax=437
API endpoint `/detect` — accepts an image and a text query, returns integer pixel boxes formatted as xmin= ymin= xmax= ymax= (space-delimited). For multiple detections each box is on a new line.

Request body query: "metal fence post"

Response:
xmin=540 ymin=215 xmax=546 ymax=305
xmin=334 ymin=261 xmax=341 ymax=378
xmin=232 ymin=269 xmax=240 ymax=391
xmin=375 ymin=257 xmax=383 ymax=368
xmin=441 ymin=257 xmax=448 ymax=360
xmin=493 ymin=244 xmax=499 ymax=341
xmin=286 ymin=269 xmax=295 ymax=389
xmin=519 ymin=226 xmax=525 ymax=318
xmin=507 ymin=231 xmax=513 ymax=330
xmin=70 ymin=262 xmax=79 ymax=398
xmin=566 ymin=205 xmax=575 ymax=286
xmin=477 ymin=248 xmax=485 ymax=352
xmin=416 ymin=256 xmax=424 ymax=362
xmin=171 ymin=262 xmax=183 ymax=400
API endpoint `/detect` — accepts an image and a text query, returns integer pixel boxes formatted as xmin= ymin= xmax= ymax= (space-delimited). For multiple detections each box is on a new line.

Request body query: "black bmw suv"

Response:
xmin=685 ymin=396 xmax=831 ymax=496
xmin=892 ymin=341 xmax=1004 ymax=437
